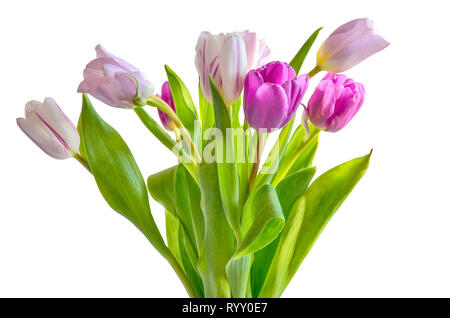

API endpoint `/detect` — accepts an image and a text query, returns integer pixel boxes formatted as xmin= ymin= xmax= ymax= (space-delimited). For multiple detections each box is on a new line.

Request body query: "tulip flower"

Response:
xmin=78 ymin=45 xmax=154 ymax=108
xmin=306 ymin=73 xmax=365 ymax=132
xmin=316 ymin=18 xmax=389 ymax=73
xmin=243 ymin=61 xmax=309 ymax=131
xmin=157 ymin=81 xmax=177 ymax=131
xmin=16 ymin=98 xmax=80 ymax=159
xmin=195 ymin=30 xmax=270 ymax=104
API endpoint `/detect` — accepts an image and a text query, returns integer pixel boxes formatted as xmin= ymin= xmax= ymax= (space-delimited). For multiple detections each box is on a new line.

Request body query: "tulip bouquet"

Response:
xmin=17 ymin=18 xmax=388 ymax=298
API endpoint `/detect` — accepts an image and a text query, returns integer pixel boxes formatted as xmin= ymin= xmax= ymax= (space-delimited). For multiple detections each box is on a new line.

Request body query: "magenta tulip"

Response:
xmin=317 ymin=18 xmax=390 ymax=73
xmin=157 ymin=81 xmax=176 ymax=131
xmin=78 ymin=45 xmax=154 ymax=108
xmin=17 ymin=98 xmax=80 ymax=159
xmin=195 ymin=31 xmax=270 ymax=104
xmin=244 ymin=61 xmax=309 ymax=131
xmin=306 ymin=73 xmax=365 ymax=132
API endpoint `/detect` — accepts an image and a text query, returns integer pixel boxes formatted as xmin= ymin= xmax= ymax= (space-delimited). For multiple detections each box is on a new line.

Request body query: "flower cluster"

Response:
xmin=16 ymin=18 xmax=388 ymax=298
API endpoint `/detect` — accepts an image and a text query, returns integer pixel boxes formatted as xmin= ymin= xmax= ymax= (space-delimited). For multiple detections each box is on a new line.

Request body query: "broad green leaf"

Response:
xmin=178 ymin=226 xmax=205 ymax=298
xmin=174 ymin=165 xmax=204 ymax=254
xmin=236 ymin=184 xmax=285 ymax=259
xmin=259 ymin=151 xmax=372 ymax=297
xmin=226 ymin=255 xmax=252 ymax=298
xmin=79 ymin=94 xmax=167 ymax=255
xmin=147 ymin=165 xmax=177 ymax=214
xmin=251 ymin=167 xmax=316 ymax=296
xmin=288 ymin=137 xmax=319 ymax=174
xmin=174 ymin=166 xmax=199 ymax=264
xmin=209 ymin=76 xmax=240 ymax=235
xmin=289 ymin=27 xmax=323 ymax=74
xmin=165 ymin=210 xmax=182 ymax=267
xmin=276 ymin=167 xmax=317 ymax=218
xmin=165 ymin=65 xmax=199 ymax=139
xmin=198 ymin=82 xmax=215 ymax=134
xmin=271 ymin=123 xmax=320 ymax=187
xmin=197 ymin=162 xmax=235 ymax=298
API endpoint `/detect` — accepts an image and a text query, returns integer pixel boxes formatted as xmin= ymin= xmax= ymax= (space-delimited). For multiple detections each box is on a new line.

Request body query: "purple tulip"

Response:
xmin=157 ymin=81 xmax=177 ymax=131
xmin=306 ymin=73 xmax=365 ymax=132
xmin=317 ymin=18 xmax=390 ymax=73
xmin=243 ymin=61 xmax=309 ymax=131
xmin=195 ymin=31 xmax=270 ymax=104
xmin=78 ymin=45 xmax=154 ymax=108
xmin=17 ymin=98 xmax=80 ymax=159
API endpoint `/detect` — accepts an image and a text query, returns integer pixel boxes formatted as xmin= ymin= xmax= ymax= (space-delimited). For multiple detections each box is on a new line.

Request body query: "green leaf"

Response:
xmin=165 ymin=65 xmax=199 ymax=139
xmin=276 ymin=167 xmax=317 ymax=217
xmin=165 ymin=210 xmax=182 ymax=267
xmin=226 ymin=255 xmax=252 ymax=298
xmin=235 ymin=184 xmax=285 ymax=259
xmin=147 ymin=165 xmax=177 ymax=214
xmin=174 ymin=165 xmax=204 ymax=253
xmin=289 ymin=27 xmax=322 ymax=74
xmin=198 ymin=82 xmax=215 ymax=135
xmin=288 ymin=137 xmax=319 ymax=174
xmin=271 ymin=123 xmax=320 ymax=187
xmin=79 ymin=94 xmax=167 ymax=255
xmin=209 ymin=76 xmax=240 ymax=236
xmin=197 ymin=162 xmax=235 ymax=298
xmin=250 ymin=167 xmax=316 ymax=296
xmin=178 ymin=226 xmax=205 ymax=298
xmin=259 ymin=151 xmax=372 ymax=297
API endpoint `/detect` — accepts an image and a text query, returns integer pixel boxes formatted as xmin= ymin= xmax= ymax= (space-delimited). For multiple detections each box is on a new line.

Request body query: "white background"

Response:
xmin=1 ymin=0 xmax=449 ymax=297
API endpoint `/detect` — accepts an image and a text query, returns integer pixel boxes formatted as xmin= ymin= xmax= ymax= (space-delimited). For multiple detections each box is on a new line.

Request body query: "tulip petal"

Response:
xmin=17 ymin=115 xmax=70 ymax=159
xmin=307 ymin=79 xmax=336 ymax=128
xmin=37 ymin=98 xmax=80 ymax=152
xmin=243 ymin=70 xmax=264 ymax=107
xmin=219 ymin=34 xmax=247 ymax=102
xmin=324 ymin=33 xmax=390 ymax=72
xmin=280 ymin=75 xmax=309 ymax=127
xmin=245 ymin=83 xmax=289 ymax=130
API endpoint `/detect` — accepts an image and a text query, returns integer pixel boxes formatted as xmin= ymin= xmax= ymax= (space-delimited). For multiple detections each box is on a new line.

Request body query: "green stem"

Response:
xmin=271 ymin=129 xmax=320 ymax=187
xmin=146 ymin=96 xmax=201 ymax=164
xmin=308 ymin=65 xmax=321 ymax=78
xmin=248 ymin=131 xmax=262 ymax=191
xmin=133 ymin=107 xmax=199 ymax=184
xmin=73 ymin=153 xmax=91 ymax=173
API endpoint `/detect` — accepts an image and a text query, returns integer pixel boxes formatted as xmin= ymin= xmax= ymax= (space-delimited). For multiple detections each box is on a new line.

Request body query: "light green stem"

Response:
xmin=146 ymin=96 xmax=201 ymax=164
xmin=308 ymin=65 xmax=321 ymax=78
xmin=73 ymin=153 xmax=91 ymax=172
xmin=133 ymin=107 xmax=199 ymax=184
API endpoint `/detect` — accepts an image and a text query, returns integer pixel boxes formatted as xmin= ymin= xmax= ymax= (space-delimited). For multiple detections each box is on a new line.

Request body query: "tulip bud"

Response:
xmin=307 ymin=73 xmax=365 ymax=132
xmin=195 ymin=30 xmax=270 ymax=104
xmin=317 ymin=18 xmax=389 ymax=73
xmin=17 ymin=98 xmax=80 ymax=159
xmin=157 ymin=81 xmax=177 ymax=131
xmin=244 ymin=61 xmax=309 ymax=131
xmin=78 ymin=45 xmax=154 ymax=108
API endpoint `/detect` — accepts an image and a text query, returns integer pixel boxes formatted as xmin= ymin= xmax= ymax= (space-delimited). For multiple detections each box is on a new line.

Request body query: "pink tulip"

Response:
xmin=78 ymin=45 xmax=154 ymax=108
xmin=17 ymin=98 xmax=80 ymax=159
xmin=317 ymin=18 xmax=390 ymax=73
xmin=244 ymin=61 xmax=309 ymax=131
xmin=157 ymin=81 xmax=176 ymax=131
xmin=307 ymin=73 xmax=365 ymax=132
xmin=195 ymin=31 xmax=270 ymax=104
